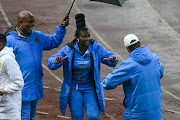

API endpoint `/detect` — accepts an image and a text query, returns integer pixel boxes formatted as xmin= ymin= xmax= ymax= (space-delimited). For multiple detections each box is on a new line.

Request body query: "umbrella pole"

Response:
xmin=67 ymin=0 xmax=76 ymax=16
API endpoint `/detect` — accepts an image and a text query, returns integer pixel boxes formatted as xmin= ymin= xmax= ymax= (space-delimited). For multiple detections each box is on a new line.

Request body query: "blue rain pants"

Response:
xmin=21 ymin=100 xmax=38 ymax=120
xmin=69 ymin=89 xmax=100 ymax=120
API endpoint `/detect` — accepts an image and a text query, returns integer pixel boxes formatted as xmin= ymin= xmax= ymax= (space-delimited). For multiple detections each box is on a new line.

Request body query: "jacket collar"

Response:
xmin=15 ymin=26 xmax=27 ymax=38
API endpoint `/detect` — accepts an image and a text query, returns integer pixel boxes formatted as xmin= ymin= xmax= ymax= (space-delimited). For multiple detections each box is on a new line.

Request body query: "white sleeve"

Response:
xmin=3 ymin=57 xmax=24 ymax=93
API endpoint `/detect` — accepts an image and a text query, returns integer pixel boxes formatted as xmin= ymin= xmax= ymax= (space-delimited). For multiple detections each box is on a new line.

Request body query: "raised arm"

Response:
xmin=42 ymin=16 xmax=69 ymax=50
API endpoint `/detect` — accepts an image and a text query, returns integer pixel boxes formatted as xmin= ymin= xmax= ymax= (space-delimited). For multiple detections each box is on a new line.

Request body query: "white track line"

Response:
xmin=105 ymin=97 xmax=113 ymax=101
xmin=43 ymin=86 xmax=50 ymax=89
xmin=0 ymin=2 xmax=12 ymax=27
xmin=57 ymin=115 xmax=70 ymax=119
xmin=165 ymin=110 xmax=180 ymax=114
xmin=161 ymin=87 xmax=180 ymax=101
xmin=42 ymin=64 xmax=63 ymax=83
xmin=36 ymin=111 xmax=48 ymax=115
xmin=105 ymin=113 xmax=117 ymax=120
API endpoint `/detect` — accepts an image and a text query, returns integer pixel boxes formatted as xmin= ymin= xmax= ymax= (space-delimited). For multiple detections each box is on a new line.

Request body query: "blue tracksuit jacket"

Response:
xmin=47 ymin=39 xmax=118 ymax=115
xmin=102 ymin=46 xmax=164 ymax=120
xmin=5 ymin=26 xmax=66 ymax=101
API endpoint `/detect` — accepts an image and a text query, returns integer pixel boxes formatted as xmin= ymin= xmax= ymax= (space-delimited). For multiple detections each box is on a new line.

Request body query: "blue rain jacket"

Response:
xmin=47 ymin=39 xmax=118 ymax=115
xmin=102 ymin=46 xmax=164 ymax=120
xmin=5 ymin=26 xmax=66 ymax=101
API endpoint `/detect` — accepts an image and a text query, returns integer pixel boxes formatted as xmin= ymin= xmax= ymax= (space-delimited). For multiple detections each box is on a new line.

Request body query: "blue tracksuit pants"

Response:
xmin=21 ymin=100 xmax=38 ymax=120
xmin=68 ymin=89 xmax=100 ymax=120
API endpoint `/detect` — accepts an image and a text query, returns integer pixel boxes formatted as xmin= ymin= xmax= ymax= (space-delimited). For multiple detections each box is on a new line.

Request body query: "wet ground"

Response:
xmin=0 ymin=0 xmax=180 ymax=119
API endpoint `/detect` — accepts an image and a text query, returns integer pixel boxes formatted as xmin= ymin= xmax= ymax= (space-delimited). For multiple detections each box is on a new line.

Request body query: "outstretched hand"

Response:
xmin=104 ymin=55 xmax=118 ymax=62
xmin=53 ymin=55 xmax=68 ymax=63
xmin=60 ymin=15 xmax=69 ymax=28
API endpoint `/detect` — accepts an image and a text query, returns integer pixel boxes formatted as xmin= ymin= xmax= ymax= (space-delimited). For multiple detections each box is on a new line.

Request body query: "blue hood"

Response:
xmin=130 ymin=46 xmax=152 ymax=65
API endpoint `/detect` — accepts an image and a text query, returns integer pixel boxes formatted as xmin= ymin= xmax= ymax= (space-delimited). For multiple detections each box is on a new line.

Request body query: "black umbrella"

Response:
xmin=90 ymin=0 xmax=127 ymax=7
xmin=66 ymin=0 xmax=127 ymax=17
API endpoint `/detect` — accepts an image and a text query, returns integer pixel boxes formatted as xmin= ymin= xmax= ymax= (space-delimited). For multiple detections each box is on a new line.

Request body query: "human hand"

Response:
xmin=53 ymin=55 xmax=68 ymax=63
xmin=104 ymin=55 xmax=118 ymax=62
xmin=60 ymin=16 xmax=69 ymax=28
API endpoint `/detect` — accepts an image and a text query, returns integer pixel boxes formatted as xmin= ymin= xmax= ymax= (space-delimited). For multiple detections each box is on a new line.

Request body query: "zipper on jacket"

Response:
xmin=26 ymin=38 xmax=30 ymax=42
xmin=27 ymin=36 xmax=37 ymax=93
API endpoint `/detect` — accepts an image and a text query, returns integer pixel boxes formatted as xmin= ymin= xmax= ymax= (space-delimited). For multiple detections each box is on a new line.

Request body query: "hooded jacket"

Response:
xmin=0 ymin=47 xmax=24 ymax=119
xmin=47 ymin=39 xmax=118 ymax=115
xmin=103 ymin=46 xmax=164 ymax=120
xmin=5 ymin=26 xmax=66 ymax=101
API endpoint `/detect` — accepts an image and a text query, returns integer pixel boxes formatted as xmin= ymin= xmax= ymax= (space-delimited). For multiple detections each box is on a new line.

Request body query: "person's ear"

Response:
xmin=126 ymin=47 xmax=130 ymax=53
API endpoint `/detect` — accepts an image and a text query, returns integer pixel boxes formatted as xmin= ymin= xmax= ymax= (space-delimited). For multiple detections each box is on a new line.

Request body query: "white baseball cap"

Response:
xmin=124 ymin=34 xmax=139 ymax=47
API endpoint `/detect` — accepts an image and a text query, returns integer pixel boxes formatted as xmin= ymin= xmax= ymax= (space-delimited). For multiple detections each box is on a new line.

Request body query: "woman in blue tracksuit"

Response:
xmin=47 ymin=24 xmax=118 ymax=119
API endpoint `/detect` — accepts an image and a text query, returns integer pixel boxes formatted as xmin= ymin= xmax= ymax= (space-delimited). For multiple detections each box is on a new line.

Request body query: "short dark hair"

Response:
xmin=127 ymin=41 xmax=140 ymax=52
xmin=0 ymin=34 xmax=7 ymax=45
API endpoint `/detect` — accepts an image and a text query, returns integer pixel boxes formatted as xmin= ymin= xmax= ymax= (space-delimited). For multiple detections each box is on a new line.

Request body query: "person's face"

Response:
xmin=79 ymin=30 xmax=91 ymax=47
xmin=20 ymin=14 xmax=35 ymax=35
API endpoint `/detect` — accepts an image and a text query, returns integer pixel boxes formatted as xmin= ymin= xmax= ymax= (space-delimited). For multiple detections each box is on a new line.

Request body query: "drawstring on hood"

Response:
xmin=130 ymin=46 xmax=152 ymax=65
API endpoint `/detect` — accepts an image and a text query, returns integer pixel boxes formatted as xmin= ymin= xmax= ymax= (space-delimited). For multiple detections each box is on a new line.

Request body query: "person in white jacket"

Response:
xmin=0 ymin=34 xmax=24 ymax=120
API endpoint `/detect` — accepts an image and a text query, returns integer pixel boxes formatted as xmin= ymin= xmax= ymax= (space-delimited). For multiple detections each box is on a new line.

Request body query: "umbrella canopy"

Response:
xmin=66 ymin=0 xmax=127 ymax=16
xmin=90 ymin=0 xmax=127 ymax=7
